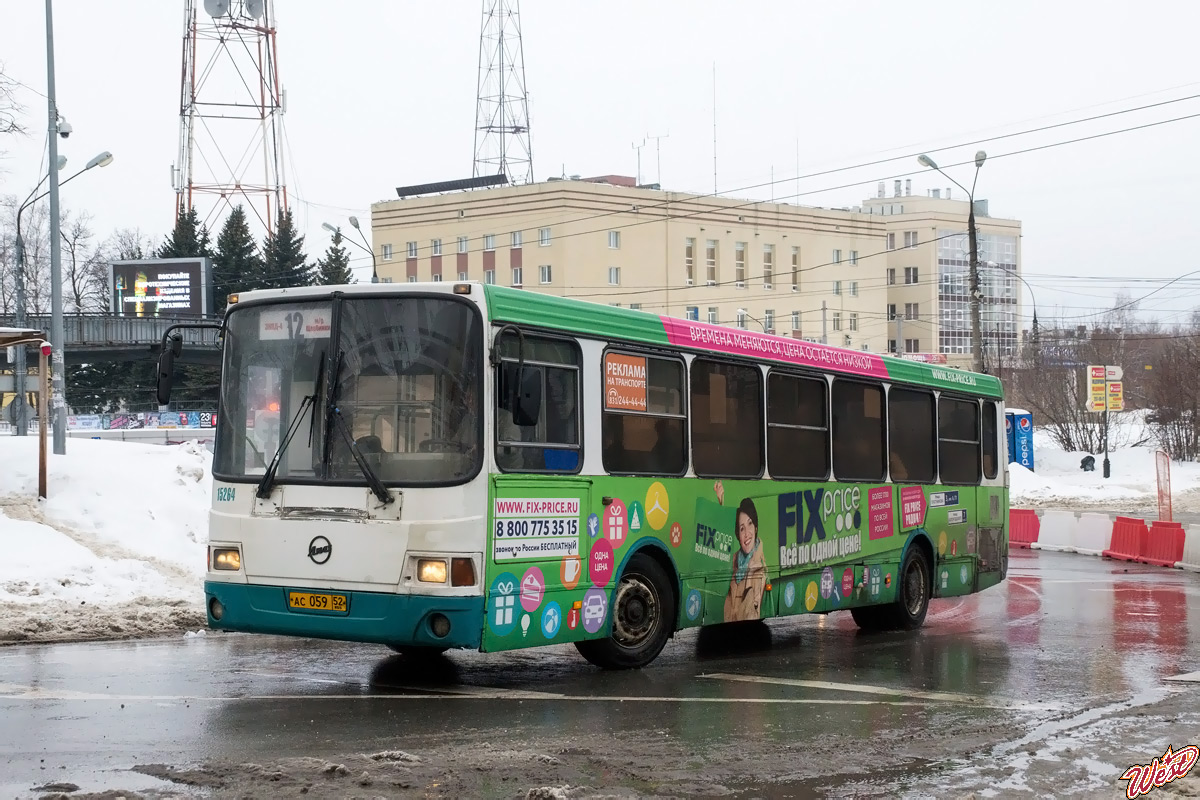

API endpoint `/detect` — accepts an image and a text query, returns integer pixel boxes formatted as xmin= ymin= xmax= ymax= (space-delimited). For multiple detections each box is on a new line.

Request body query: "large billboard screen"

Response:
xmin=108 ymin=258 xmax=212 ymax=317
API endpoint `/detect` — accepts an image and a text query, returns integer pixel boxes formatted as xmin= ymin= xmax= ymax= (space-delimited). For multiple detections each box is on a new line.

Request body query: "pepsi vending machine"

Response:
xmin=1005 ymin=409 xmax=1034 ymax=471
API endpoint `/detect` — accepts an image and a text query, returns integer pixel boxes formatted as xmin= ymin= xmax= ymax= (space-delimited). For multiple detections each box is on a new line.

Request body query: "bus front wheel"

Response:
xmin=575 ymin=552 xmax=676 ymax=670
xmin=851 ymin=547 xmax=931 ymax=632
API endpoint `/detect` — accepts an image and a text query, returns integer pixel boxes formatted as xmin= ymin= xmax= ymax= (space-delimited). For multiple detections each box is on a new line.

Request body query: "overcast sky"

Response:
xmin=3 ymin=0 xmax=1199 ymax=328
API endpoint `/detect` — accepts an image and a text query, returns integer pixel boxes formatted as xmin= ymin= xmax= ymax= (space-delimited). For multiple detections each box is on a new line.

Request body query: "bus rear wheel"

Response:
xmin=851 ymin=548 xmax=931 ymax=632
xmin=575 ymin=552 xmax=676 ymax=670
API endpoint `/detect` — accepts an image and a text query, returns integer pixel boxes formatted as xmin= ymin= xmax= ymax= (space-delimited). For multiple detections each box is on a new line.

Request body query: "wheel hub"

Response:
xmin=904 ymin=559 xmax=927 ymax=616
xmin=613 ymin=575 xmax=658 ymax=648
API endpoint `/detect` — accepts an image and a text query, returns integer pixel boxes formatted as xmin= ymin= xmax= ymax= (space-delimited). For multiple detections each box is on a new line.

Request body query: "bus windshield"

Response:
xmin=214 ymin=295 xmax=483 ymax=487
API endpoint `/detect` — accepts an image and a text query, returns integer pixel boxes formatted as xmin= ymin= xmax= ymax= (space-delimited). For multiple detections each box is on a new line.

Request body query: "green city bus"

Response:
xmin=180 ymin=282 xmax=1009 ymax=670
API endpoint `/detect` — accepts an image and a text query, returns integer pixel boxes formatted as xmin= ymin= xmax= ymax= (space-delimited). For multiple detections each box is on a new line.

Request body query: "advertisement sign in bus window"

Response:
xmin=604 ymin=353 xmax=648 ymax=411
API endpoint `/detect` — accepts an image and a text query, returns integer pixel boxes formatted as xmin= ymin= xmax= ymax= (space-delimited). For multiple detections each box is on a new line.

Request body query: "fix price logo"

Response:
xmin=1119 ymin=744 xmax=1198 ymax=799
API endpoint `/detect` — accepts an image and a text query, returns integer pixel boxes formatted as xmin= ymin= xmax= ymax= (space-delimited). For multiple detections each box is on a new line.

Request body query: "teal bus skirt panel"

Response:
xmin=204 ymin=581 xmax=485 ymax=650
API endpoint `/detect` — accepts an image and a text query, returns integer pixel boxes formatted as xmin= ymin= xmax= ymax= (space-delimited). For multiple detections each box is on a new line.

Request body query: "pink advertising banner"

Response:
xmin=660 ymin=318 xmax=890 ymax=379
xmin=899 ymin=486 xmax=927 ymax=530
xmin=867 ymin=487 xmax=894 ymax=540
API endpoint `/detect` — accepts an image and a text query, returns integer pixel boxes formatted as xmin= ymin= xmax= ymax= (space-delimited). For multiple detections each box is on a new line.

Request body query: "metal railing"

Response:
xmin=0 ymin=313 xmax=222 ymax=350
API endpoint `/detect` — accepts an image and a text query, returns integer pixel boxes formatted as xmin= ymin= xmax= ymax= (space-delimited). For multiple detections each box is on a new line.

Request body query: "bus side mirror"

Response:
xmin=512 ymin=365 xmax=542 ymax=427
xmin=156 ymin=335 xmax=182 ymax=405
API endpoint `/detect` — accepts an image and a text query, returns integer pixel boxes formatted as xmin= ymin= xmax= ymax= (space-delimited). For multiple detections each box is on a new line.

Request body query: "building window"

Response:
xmin=849 ymin=250 xmax=858 ymax=265
xmin=906 ymin=338 xmax=920 ymax=352
xmin=849 ymin=281 xmax=858 ymax=297
xmin=511 ymin=231 xmax=522 ymax=249
xmin=832 ymin=312 xmax=843 ymax=331
xmin=382 ymin=244 xmax=394 ymax=261
xmin=763 ymin=244 xmax=775 ymax=288
xmin=887 ymin=303 xmax=897 ymax=320
xmin=691 ymin=359 xmax=763 ymax=478
xmin=608 ymin=230 xmax=621 ymax=249
xmin=888 ymin=339 xmax=897 ymax=353
xmin=791 ymin=310 xmax=800 ymax=331
xmin=734 ymin=242 xmax=746 ymax=286
xmin=764 ymin=309 xmax=775 ymax=333
xmin=705 ymin=239 xmax=718 ymax=284
xmin=707 ymin=307 xmax=718 ymax=324
xmin=905 ymin=266 xmax=919 ymax=284
xmin=630 ymin=303 xmax=641 ymax=311
xmin=458 ymin=270 xmax=468 ymax=281
xmin=484 ymin=269 xmax=496 ymax=285
xmin=431 ymin=238 xmax=442 ymax=256
xmin=686 ymin=306 xmax=699 ymax=321
xmin=832 ymin=249 xmax=842 ymax=264
xmin=832 ymin=280 xmax=841 ymax=295
xmin=511 ymin=267 xmax=523 ymax=287
xmin=539 ymin=264 xmax=552 ymax=284
xmin=406 ymin=241 xmax=418 ymax=258
xmin=905 ymin=302 xmax=919 ymax=320
xmin=406 ymin=275 xmax=417 ymax=283
xmin=843 ymin=335 xmax=852 ymax=348
xmin=608 ymin=266 xmax=621 ymax=285
xmin=539 ymin=227 xmax=551 ymax=246
xmin=484 ymin=234 xmax=496 ymax=251
xmin=457 ymin=236 xmax=468 ymax=254
xmin=791 ymin=246 xmax=800 ymax=291
xmin=887 ymin=267 xmax=896 ymax=285
xmin=736 ymin=309 xmax=747 ymax=329
xmin=861 ymin=343 xmax=870 ymax=352
xmin=432 ymin=274 xmax=443 ymax=282
xmin=904 ymin=231 xmax=918 ymax=249
xmin=849 ymin=312 xmax=858 ymax=332
xmin=887 ymin=233 xmax=896 ymax=250
xmin=685 ymin=237 xmax=695 ymax=284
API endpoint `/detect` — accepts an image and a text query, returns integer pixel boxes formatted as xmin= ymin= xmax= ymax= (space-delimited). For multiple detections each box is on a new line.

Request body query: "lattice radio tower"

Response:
xmin=473 ymin=0 xmax=533 ymax=185
xmin=173 ymin=0 xmax=288 ymax=234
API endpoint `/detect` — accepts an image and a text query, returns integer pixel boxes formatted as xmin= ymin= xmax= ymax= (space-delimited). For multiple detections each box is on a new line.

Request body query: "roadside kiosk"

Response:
xmin=0 ymin=327 xmax=52 ymax=498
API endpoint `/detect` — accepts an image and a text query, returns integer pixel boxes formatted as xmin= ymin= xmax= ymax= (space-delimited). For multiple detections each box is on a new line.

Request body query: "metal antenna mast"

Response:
xmin=174 ymin=0 xmax=288 ymax=235
xmin=473 ymin=0 xmax=532 ymax=184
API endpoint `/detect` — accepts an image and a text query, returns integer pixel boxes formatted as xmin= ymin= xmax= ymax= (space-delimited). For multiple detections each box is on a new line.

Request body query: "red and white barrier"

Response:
xmin=1141 ymin=521 xmax=1185 ymax=568
xmin=1180 ymin=525 xmax=1200 ymax=572
xmin=1103 ymin=516 xmax=1149 ymax=563
xmin=1073 ymin=513 xmax=1113 ymax=556
xmin=1009 ymin=509 xmax=1041 ymax=549
xmin=1033 ymin=510 xmax=1075 ymax=553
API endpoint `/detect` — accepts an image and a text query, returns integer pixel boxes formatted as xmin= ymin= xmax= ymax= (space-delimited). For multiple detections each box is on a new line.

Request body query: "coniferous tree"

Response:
xmin=261 ymin=208 xmax=312 ymax=290
xmin=314 ymin=229 xmax=355 ymax=286
xmin=211 ymin=205 xmax=261 ymax=314
xmin=157 ymin=207 xmax=211 ymax=260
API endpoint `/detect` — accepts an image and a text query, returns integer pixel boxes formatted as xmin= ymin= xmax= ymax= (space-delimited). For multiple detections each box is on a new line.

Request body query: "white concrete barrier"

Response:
xmin=1179 ymin=525 xmax=1200 ymax=572
xmin=1074 ymin=512 xmax=1114 ymax=557
xmin=1033 ymin=510 xmax=1076 ymax=552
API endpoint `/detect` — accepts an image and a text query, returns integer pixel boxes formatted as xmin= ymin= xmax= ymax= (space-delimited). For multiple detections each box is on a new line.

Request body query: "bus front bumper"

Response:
xmin=204 ymin=581 xmax=484 ymax=650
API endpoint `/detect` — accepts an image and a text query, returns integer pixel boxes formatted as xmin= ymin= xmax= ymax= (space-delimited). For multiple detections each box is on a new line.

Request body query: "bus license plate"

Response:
xmin=287 ymin=591 xmax=348 ymax=613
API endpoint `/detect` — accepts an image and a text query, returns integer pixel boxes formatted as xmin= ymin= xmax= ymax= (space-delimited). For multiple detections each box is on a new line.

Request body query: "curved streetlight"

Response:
xmin=323 ymin=217 xmax=378 ymax=283
xmin=736 ymin=307 xmax=767 ymax=332
xmin=917 ymin=150 xmax=988 ymax=372
xmin=11 ymin=151 xmax=112 ymax=437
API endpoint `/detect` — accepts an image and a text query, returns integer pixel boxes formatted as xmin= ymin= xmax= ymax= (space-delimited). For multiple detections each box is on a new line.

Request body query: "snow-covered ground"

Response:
xmin=0 ymin=436 xmax=210 ymax=643
xmin=0 ymin=428 xmax=1192 ymax=644
xmin=1009 ymin=428 xmax=1200 ymax=511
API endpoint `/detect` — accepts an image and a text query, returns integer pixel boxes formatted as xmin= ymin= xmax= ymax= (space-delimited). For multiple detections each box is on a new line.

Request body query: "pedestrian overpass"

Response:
xmin=0 ymin=313 xmax=222 ymax=367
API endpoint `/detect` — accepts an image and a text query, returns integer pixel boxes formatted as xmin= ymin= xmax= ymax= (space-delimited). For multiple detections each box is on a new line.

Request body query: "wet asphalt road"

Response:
xmin=3 ymin=550 xmax=1200 ymax=798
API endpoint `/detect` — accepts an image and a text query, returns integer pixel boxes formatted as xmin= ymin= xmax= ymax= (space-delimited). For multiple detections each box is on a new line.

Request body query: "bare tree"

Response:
xmin=60 ymin=211 xmax=109 ymax=312
xmin=0 ymin=61 xmax=24 ymax=138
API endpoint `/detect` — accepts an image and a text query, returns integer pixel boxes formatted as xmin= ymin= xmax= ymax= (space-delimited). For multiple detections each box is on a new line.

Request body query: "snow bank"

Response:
xmin=0 ymin=436 xmax=211 ymax=643
xmin=1010 ymin=441 xmax=1200 ymax=510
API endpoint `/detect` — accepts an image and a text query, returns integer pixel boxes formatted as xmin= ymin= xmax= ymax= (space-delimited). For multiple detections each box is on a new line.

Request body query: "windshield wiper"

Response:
xmin=324 ymin=348 xmax=394 ymax=506
xmin=255 ymin=354 xmax=326 ymax=500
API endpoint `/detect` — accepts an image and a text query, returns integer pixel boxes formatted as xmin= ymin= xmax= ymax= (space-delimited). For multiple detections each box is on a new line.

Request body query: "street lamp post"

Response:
xmin=44 ymin=0 xmax=70 ymax=454
xmin=736 ymin=308 xmax=767 ymax=332
xmin=323 ymin=218 xmax=378 ymax=283
xmin=918 ymin=151 xmax=987 ymax=373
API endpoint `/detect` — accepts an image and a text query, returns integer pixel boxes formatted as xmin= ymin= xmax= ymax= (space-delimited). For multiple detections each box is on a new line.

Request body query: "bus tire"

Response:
xmin=850 ymin=605 xmax=886 ymax=631
xmin=574 ymin=552 xmax=676 ymax=670
xmin=886 ymin=546 xmax=932 ymax=630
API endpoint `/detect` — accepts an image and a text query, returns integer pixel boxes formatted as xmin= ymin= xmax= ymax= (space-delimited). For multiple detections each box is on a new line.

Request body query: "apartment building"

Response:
xmin=370 ymin=176 xmax=1022 ymax=363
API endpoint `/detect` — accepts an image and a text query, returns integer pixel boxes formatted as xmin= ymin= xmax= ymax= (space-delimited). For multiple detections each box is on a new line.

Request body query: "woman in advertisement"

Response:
xmin=716 ymin=481 xmax=767 ymax=621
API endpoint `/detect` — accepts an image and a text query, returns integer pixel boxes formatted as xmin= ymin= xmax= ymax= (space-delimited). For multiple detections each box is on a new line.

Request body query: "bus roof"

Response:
xmin=483 ymin=284 xmax=1003 ymax=399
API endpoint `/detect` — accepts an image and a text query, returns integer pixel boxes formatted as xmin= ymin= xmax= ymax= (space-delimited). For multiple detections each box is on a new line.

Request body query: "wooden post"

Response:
xmin=38 ymin=342 xmax=49 ymax=499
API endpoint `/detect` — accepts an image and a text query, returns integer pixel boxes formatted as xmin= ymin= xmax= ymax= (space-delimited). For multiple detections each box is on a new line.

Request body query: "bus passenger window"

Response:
xmin=495 ymin=334 xmax=582 ymax=473
xmin=767 ymin=373 xmax=828 ymax=480
xmin=602 ymin=354 xmax=686 ymax=476
xmin=887 ymin=388 xmax=935 ymax=483
xmin=939 ymin=397 xmax=981 ymax=484
xmin=982 ymin=401 xmax=999 ymax=479
xmin=691 ymin=359 xmax=763 ymax=478
xmin=831 ymin=380 xmax=886 ymax=482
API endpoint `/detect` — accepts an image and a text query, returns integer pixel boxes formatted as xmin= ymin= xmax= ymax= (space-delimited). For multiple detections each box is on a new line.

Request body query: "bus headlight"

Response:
xmin=212 ymin=548 xmax=242 ymax=571
xmin=417 ymin=559 xmax=448 ymax=584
